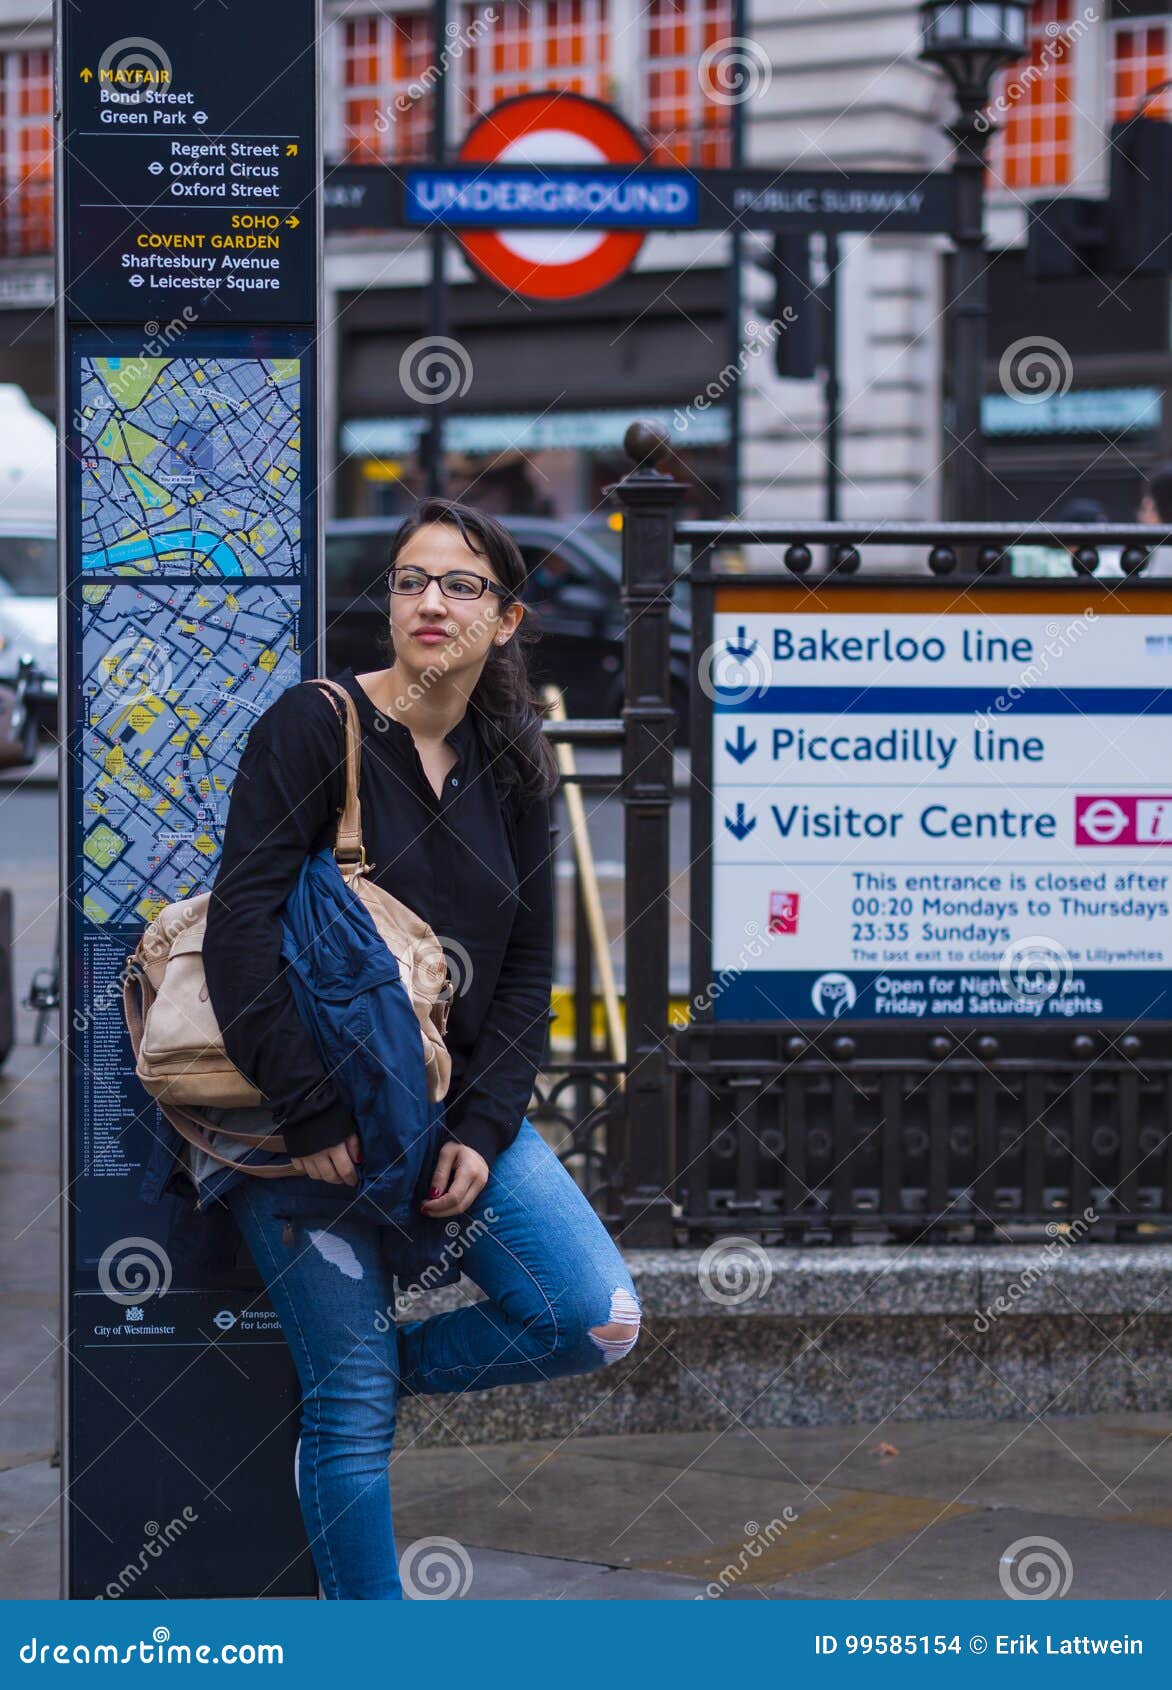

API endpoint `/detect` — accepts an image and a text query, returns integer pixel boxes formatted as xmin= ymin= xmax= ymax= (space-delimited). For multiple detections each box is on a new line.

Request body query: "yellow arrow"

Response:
xmin=286 ymin=143 xmax=299 ymax=157
xmin=284 ymin=215 xmax=300 ymax=229
xmin=80 ymin=67 xmax=93 ymax=82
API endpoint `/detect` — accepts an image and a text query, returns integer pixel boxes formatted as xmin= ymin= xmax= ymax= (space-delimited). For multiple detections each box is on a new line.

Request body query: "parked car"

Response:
xmin=0 ymin=527 xmax=57 ymax=737
xmin=5 ymin=514 xmax=696 ymax=747
xmin=325 ymin=515 xmax=694 ymax=737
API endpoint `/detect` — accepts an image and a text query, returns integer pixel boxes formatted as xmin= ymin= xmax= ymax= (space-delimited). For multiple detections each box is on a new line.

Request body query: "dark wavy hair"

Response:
xmin=383 ymin=497 xmax=560 ymax=810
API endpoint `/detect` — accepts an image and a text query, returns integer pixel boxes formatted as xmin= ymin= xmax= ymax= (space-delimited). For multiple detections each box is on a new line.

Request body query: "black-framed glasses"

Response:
xmin=387 ymin=565 xmax=509 ymax=601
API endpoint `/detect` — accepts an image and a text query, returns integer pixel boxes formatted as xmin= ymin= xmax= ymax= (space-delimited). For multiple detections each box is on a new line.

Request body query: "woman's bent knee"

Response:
xmin=586 ymin=1285 xmax=642 ymax=1365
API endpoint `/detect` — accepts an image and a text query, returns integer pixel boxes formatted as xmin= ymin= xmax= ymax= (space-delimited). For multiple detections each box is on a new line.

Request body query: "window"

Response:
xmin=986 ymin=0 xmax=1076 ymax=192
xmin=644 ymin=0 xmax=733 ymax=167
xmin=461 ymin=0 xmax=610 ymax=120
xmin=335 ymin=1 xmax=731 ymax=172
xmin=340 ymin=11 xmax=435 ymax=162
xmin=0 ymin=48 xmax=53 ymax=257
xmin=1111 ymin=19 xmax=1172 ymax=122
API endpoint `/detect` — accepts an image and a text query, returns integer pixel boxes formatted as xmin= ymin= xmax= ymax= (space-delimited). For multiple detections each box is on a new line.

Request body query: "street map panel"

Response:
xmin=78 ymin=355 xmax=302 ymax=577
xmin=78 ymin=581 xmax=303 ymax=924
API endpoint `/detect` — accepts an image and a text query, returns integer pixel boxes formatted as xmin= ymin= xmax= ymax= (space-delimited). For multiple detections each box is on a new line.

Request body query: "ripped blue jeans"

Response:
xmin=226 ymin=1117 xmax=642 ymax=1599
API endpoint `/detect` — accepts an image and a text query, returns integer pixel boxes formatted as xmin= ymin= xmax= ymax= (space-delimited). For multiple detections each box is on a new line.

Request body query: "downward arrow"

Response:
xmin=724 ymin=802 xmax=756 ymax=841
xmin=725 ymin=724 xmax=756 ymax=764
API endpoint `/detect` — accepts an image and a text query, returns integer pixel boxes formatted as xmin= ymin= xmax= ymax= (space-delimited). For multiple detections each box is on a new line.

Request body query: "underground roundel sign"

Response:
xmin=456 ymin=91 xmax=647 ymax=301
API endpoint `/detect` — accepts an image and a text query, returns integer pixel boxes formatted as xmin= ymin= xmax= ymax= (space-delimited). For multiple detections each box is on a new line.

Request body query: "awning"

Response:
xmin=341 ymin=404 xmax=730 ymax=458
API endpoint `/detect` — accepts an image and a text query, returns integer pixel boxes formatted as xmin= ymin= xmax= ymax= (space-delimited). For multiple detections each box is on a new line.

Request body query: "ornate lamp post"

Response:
xmin=919 ymin=2 xmax=1031 ymax=522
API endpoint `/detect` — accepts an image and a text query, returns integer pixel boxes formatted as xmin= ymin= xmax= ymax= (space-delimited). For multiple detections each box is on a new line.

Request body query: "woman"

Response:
xmin=198 ymin=497 xmax=642 ymax=1599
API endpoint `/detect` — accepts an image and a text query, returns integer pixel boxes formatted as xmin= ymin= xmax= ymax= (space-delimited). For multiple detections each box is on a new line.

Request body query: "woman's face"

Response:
xmin=387 ymin=521 xmax=523 ymax=680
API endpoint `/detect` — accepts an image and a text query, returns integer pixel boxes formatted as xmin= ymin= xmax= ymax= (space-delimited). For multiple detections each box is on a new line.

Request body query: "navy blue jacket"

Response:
xmin=139 ymin=844 xmax=462 ymax=1289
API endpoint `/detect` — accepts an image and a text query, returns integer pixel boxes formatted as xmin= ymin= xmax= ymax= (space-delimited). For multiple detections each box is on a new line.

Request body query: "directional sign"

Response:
xmin=402 ymin=165 xmax=698 ymax=229
xmin=324 ymin=163 xmax=954 ymax=237
xmin=709 ymin=584 xmax=1172 ymax=1025
xmin=62 ymin=1 xmax=318 ymax=323
xmin=702 ymin=169 xmax=954 ymax=234
xmin=402 ymin=165 xmax=952 ymax=236
xmin=453 ymin=92 xmax=649 ymax=300
xmin=59 ymin=0 xmax=322 ymax=1599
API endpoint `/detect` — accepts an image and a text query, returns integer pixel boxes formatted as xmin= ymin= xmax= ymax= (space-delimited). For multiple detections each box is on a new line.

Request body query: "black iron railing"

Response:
xmin=554 ymin=419 xmax=1172 ymax=1247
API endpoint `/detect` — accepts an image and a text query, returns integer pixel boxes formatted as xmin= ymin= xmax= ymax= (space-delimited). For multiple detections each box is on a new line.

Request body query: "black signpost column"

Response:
xmin=57 ymin=3 xmax=323 ymax=1598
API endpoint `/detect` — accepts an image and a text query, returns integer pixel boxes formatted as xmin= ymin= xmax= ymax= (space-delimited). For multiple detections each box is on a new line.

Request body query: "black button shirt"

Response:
xmin=202 ymin=667 xmax=555 ymax=1166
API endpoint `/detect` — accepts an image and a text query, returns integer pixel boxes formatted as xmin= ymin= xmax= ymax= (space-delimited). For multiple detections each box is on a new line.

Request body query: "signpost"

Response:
xmin=708 ymin=583 xmax=1172 ymax=1025
xmin=58 ymin=2 xmax=322 ymax=1598
xmin=324 ymin=161 xmax=955 ymax=240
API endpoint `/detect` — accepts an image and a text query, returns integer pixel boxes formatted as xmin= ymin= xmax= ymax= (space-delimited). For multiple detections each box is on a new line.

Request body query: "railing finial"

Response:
xmin=622 ymin=417 xmax=673 ymax=479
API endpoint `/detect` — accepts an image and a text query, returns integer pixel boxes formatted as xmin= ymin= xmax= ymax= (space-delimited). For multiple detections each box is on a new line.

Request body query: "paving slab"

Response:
xmin=0 ymin=1458 xmax=59 ymax=1599
xmin=558 ymin=1418 xmax=1172 ymax=1520
xmin=765 ymin=1506 xmax=1172 ymax=1601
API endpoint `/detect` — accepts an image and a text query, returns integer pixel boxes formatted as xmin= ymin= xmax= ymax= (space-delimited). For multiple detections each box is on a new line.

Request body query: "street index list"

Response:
xmin=63 ymin=1 xmax=317 ymax=323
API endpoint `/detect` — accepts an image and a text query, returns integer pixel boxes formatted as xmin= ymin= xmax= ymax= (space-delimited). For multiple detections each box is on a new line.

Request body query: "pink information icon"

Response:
xmin=768 ymin=891 xmax=800 ymax=934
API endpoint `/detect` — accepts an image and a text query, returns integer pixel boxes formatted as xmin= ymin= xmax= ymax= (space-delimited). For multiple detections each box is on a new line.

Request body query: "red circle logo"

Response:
xmin=456 ymin=92 xmax=647 ymax=301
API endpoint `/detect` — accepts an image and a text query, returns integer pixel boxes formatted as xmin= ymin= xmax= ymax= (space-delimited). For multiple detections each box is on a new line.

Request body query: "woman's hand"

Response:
xmin=419 ymin=1141 xmax=488 ymax=1217
xmin=290 ymin=1131 xmax=363 ymax=1185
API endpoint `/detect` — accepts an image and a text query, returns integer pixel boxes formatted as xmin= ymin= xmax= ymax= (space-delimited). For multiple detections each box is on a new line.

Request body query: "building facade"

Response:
xmin=3 ymin=0 xmax=1171 ymax=523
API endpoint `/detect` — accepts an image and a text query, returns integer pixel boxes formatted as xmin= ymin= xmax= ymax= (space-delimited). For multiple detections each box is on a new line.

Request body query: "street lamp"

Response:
xmin=919 ymin=1 xmax=1030 ymax=525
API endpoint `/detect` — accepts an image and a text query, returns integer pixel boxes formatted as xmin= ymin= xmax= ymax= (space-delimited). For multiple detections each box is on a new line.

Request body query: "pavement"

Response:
xmin=3 ymin=757 xmax=1172 ymax=1601
xmin=4 ymin=1030 xmax=1172 ymax=1601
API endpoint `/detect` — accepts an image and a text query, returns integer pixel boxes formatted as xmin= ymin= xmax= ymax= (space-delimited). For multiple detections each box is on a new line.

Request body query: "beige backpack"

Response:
xmin=122 ymin=678 xmax=453 ymax=1177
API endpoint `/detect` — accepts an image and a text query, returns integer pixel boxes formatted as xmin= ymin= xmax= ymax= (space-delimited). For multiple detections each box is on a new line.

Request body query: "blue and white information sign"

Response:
xmin=710 ymin=585 xmax=1172 ymax=1024
xmin=403 ymin=165 xmax=698 ymax=228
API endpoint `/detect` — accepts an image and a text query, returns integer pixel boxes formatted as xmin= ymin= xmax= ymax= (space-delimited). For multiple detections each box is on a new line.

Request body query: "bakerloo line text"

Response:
xmin=770 ymin=801 xmax=1056 ymax=839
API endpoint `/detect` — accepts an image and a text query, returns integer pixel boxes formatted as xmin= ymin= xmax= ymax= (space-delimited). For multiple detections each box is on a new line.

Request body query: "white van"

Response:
xmin=0 ymin=526 xmax=56 ymax=736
